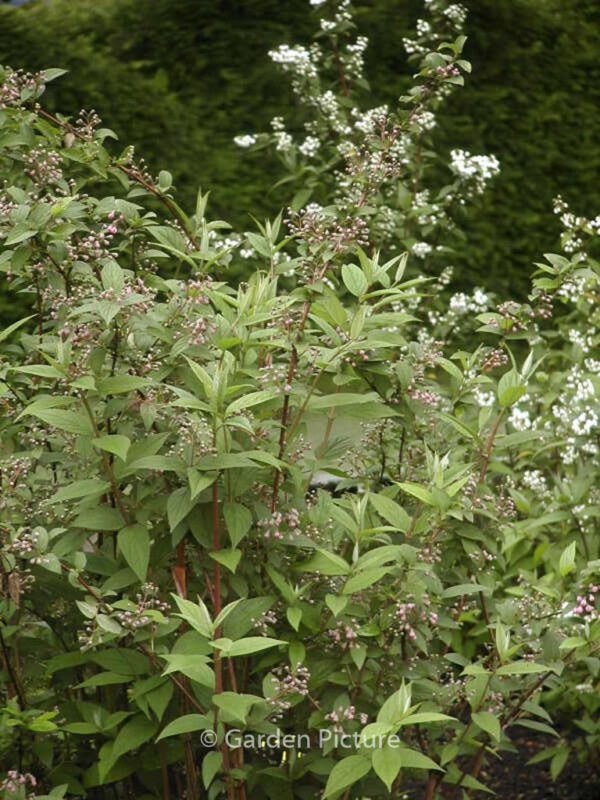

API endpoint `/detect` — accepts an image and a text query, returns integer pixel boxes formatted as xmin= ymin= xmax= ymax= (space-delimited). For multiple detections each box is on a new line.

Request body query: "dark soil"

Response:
xmin=403 ymin=732 xmax=599 ymax=799
xmin=477 ymin=732 xmax=600 ymax=800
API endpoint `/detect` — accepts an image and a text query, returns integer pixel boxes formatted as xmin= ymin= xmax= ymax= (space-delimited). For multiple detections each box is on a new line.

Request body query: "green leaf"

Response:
xmin=42 ymin=67 xmax=68 ymax=82
xmin=213 ymin=692 xmax=263 ymax=723
xmin=497 ymin=370 xmax=525 ymax=407
xmin=372 ymin=746 xmax=401 ymax=792
xmin=73 ymin=506 xmax=125 ymax=531
xmin=202 ymin=751 xmax=222 ymax=789
xmin=171 ymin=595 xmax=212 ymax=638
xmin=396 ymin=482 xmax=434 ymax=505
xmin=397 ymin=748 xmax=443 ymax=771
xmin=308 ymin=392 xmax=381 ymax=410
xmin=343 ymin=568 xmax=390 ymax=595
xmin=13 ymin=364 xmax=63 ymax=378
xmin=443 ymin=583 xmax=492 ymax=598
xmin=323 ymin=754 xmax=371 ymax=798
xmin=287 ymin=607 xmax=302 ymax=631
xmin=559 ymin=636 xmax=587 ymax=651
xmin=225 ymin=389 xmax=277 ymax=416
xmin=49 ymin=479 xmax=110 ymax=504
xmin=188 ymin=469 xmax=216 ymax=501
xmin=111 ymin=715 xmax=158 ymax=758
xmin=224 ymin=502 xmax=252 ymax=547
xmin=101 ymin=262 xmax=124 ymax=292
xmin=24 ymin=408 xmax=94 ymax=435
xmin=167 ymin=487 xmax=194 ymax=531
xmin=342 ymin=264 xmax=368 ymax=297
xmin=559 ymin=541 xmax=577 ymax=576
xmin=222 ymin=596 xmax=275 ymax=639
xmin=471 ymin=711 xmax=501 ymax=742
xmin=91 ymin=649 xmax=148 ymax=675
xmin=156 ymin=715 xmax=209 ymax=741
xmin=296 ymin=549 xmax=350 ymax=576
xmin=496 ymin=661 xmax=550 ymax=676
xmin=127 ymin=455 xmax=183 ymax=472
xmin=184 ymin=357 xmax=213 ymax=398
xmin=396 ymin=712 xmax=454 ymax=727
xmin=75 ymin=672 xmax=131 ymax=689
xmin=5 ymin=229 xmax=37 ymax=246
xmin=98 ymin=375 xmax=150 ymax=396
xmin=210 ymin=548 xmax=241 ymax=574
xmin=368 ymin=493 xmax=410 ymax=532
xmin=550 ymin=747 xmax=570 ymax=780
xmin=325 ymin=594 xmax=348 ymax=617
xmin=195 ymin=453 xmax=256 ymax=470
xmin=93 ymin=435 xmax=131 ymax=462
xmin=378 ymin=684 xmax=412 ymax=725
xmin=0 ymin=314 xmax=35 ymax=344
xmin=212 ymin=636 xmax=285 ymax=657
xmin=161 ymin=655 xmax=215 ymax=689
xmin=118 ymin=524 xmax=150 ymax=583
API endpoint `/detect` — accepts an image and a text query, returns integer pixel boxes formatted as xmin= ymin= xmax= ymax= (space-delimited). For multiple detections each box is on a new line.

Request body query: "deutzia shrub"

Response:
xmin=0 ymin=3 xmax=598 ymax=800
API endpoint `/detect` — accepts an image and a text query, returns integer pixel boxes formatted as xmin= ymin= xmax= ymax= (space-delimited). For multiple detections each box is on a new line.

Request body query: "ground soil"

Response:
xmin=404 ymin=732 xmax=599 ymax=799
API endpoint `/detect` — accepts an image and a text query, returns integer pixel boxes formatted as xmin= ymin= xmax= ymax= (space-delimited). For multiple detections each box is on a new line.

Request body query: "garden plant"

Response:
xmin=0 ymin=1 xmax=598 ymax=798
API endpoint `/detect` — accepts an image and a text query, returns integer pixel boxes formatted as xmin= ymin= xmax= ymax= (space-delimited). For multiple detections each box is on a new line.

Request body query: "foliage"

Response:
xmin=0 ymin=0 xmax=598 ymax=310
xmin=0 ymin=3 xmax=599 ymax=799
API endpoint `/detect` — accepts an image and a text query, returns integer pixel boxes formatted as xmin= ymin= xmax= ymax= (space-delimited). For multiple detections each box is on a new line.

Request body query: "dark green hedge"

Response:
xmin=0 ymin=0 xmax=599 ymax=317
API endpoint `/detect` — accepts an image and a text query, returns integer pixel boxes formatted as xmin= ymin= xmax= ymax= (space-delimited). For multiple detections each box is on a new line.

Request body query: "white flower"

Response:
xmin=522 ymin=469 xmax=548 ymax=494
xmin=416 ymin=19 xmax=431 ymax=37
xmin=412 ymin=241 xmax=432 ymax=259
xmin=274 ymin=132 xmax=293 ymax=152
xmin=233 ymin=134 xmax=256 ymax=148
xmin=444 ymin=4 xmax=468 ymax=26
xmin=509 ymin=407 xmax=531 ymax=432
xmin=450 ymin=149 xmax=500 ymax=194
xmin=572 ymin=409 xmax=598 ymax=437
xmin=412 ymin=109 xmax=437 ymax=131
xmin=299 ymin=136 xmax=321 ymax=158
xmin=474 ymin=388 xmax=495 ymax=407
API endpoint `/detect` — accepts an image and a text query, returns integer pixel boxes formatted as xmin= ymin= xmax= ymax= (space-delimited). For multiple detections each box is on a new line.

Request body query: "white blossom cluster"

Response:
xmin=553 ymin=195 xmax=600 ymax=258
xmin=412 ymin=241 xmax=432 ymax=259
xmin=233 ymin=134 xmax=256 ymax=148
xmin=316 ymin=90 xmax=350 ymax=134
xmin=343 ymin=36 xmax=369 ymax=80
xmin=299 ymin=135 xmax=321 ymax=158
xmin=521 ymin=469 xmax=550 ymax=497
xmin=414 ymin=190 xmax=445 ymax=228
xmin=548 ymin=366 xmax=599 ymax=463
xmin=404 ymin=2 xmax=467 ymax=56
xmin=411 ymin=109 xmax=437 ymax=132
xmin=444 ymin=3 xmax=468 ymax=26
xmin=352 ymin=105 xmax=388 ymax=135
xmin=509 ymin=406 xmax=532 ymax=432
xmin=449 ymin=288 xmax=489 ymax=314
xmin=450 ymin=149 xmax=501 ymax=195
xmin=568 ymin=328 xmax=593 ymax=353
xmin=473 ymin=388 xmax=495 ymax=408
xmin=269 ymin=44 xmax=319 ymax=80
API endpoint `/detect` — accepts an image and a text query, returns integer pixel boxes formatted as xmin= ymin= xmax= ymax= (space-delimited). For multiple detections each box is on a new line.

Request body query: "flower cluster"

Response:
xmin=450 ymin=149 xmax=501 ymax=196
xmin=0 ymin=771 xmax=37 ymax=799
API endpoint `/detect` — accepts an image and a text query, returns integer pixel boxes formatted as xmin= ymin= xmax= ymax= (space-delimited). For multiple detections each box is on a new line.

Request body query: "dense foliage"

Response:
xmin=0 ymin=0 xmax=599 ymax=307
xmin=0 ymin=2 xmax=599 ymax=799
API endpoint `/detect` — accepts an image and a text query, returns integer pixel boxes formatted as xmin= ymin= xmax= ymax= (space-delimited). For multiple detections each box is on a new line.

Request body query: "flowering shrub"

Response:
xmin=0 ymin=2 xmax=598 ymax=799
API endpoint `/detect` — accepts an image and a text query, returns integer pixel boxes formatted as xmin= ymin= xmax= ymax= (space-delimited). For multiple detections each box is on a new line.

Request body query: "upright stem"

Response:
xmin=271 ymin=300 xmax=311 ymax=511
xmin=0 ymin=627 xmax=26 ymax=709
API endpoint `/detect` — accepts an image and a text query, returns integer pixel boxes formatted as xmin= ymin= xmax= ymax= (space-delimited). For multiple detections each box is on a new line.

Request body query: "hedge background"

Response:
xmin=0 ymin=0 xmax=599 ymax=319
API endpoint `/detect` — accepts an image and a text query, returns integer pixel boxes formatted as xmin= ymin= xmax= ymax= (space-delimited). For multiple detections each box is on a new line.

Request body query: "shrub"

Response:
xmin=0 ymin=2 xmax=598 ymax=799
